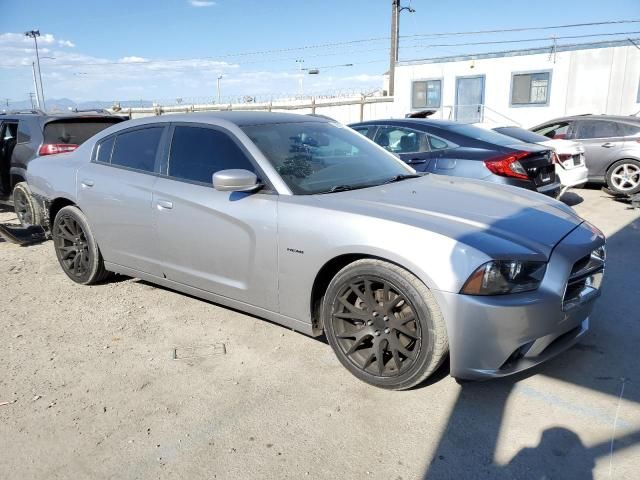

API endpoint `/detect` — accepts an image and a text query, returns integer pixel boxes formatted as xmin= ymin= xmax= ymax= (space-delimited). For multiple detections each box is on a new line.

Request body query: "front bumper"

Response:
xmin=439 ymin=222 xmax=605 ymax=380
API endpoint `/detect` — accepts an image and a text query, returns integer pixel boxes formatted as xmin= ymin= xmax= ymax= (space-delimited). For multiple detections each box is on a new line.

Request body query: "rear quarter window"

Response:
xmin=17 ymin=121 xmax=31 ymax=143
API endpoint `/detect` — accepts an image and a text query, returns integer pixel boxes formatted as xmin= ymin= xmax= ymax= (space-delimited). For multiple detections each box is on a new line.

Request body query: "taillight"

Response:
xmin=38 ymin=143 xmax=79 ymax=156
xmin=557 ymin=153 xmax=572 ymax=162
xmin=484 ymin=151 xmax=530 ymax=180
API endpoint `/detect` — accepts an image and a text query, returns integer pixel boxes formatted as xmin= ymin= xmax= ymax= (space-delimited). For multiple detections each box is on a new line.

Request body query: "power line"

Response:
xmin=1 ymin=18 xmax=639 ymax=70
xmin=2 ymin=30 xmax=637 ymax=71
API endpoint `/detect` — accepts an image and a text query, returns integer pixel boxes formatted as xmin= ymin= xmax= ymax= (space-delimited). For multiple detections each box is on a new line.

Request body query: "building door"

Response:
xmin=455 ymin=76 xmax=485 ymax=123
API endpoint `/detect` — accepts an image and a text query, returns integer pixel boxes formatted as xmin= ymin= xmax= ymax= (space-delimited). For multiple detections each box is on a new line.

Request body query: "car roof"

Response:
xmin=538 ymin=114 xmax=640 ymax=125
xmin=350 ymin=118 xmax=461 ymax=128
xmin=114 ymin=111 xmax=329 ymax=129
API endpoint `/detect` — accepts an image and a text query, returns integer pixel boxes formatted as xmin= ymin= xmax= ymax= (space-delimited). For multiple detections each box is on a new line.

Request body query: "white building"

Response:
xmin=392 ymin=40 xmax=640 ymax=128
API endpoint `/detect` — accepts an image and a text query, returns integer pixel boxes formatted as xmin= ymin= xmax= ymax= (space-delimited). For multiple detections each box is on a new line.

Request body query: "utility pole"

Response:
xmin=388 ymin=1 xmax=415 ymax=97
xmin=217 ymin=75 xmax=223 ymax=104
xmin=29 ymin=93 xmax=37 ymax=109
xmin=25 ymin=30 xmax=46 ymax=111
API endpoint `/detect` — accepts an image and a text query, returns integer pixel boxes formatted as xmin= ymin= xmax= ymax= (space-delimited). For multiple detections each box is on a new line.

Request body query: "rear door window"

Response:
xmin=575 ymin=120 xmax=620 ymax=139
xmin=351 ymin=126 xmax=376 ymax=138
xmin=43 ymin=119 xmax=122 ymax=146
xmin=374 ymin=126 xmax=429 ymax=153
xmin=111 ymin=127 xmax=163 ymax=172
xmin=17 ymin=121 xmax=31 ymax=143
xmin=168 ymin=126 xmax=255 ymax=184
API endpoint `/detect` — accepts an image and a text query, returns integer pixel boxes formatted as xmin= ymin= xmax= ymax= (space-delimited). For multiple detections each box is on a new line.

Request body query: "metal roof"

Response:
xmin=398 ymin=38 xmax=640 ymax=66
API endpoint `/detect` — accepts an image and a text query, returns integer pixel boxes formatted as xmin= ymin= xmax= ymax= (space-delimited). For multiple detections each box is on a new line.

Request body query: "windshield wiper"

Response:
xmin=322 ymin=184 xmax=357 ymax=193
xmin=382 ymin=173 xmax=422 ymax=184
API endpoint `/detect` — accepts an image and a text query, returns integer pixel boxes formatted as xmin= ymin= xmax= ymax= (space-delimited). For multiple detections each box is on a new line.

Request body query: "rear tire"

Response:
xmin=322 ymin=259 xmax=448 ymax=390
xmin=52 ymin=206 xmax=112 ymax=285
xmin=606 ymin=159 xmax=640 ymax=195
xmin=12 ymin=182 xmax=42 ymax=227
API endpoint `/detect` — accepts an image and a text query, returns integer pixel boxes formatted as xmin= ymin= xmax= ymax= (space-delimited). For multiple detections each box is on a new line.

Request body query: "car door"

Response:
xmin=372 ymin=125 xmax=435 ymax=171
xmin=152 ymin=123 xmax=279 ymax=311
xmin=77 ymin=125 xmax=168 ymax=276
xmin=572 ymin=120 xmax=625 ymax=179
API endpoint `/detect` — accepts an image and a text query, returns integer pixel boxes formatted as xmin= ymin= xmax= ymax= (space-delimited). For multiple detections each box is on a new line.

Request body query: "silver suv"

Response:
xmin=532 ymin=115 xmax=640 ymax=195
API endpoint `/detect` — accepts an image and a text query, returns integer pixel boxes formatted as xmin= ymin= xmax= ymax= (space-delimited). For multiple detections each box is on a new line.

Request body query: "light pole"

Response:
xmin=295 ymin=59 xmax=304 ymax=97
xmin=25 ymin=30 xmax=46 ymax=111
xmin=217 ymin=75 xmax=223 ymax=104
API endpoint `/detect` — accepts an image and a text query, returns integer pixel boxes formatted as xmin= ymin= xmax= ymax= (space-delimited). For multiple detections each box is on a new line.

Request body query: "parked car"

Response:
xmin=475 ymin=124 xmax=588 ymax=199
xmin=531 ymin=115 xmax=640 ymax=194
xmin=26 ymin=112 xmax=605 ymax=390
xmin=349 ymin=119 xmax=561 ymax=196
xmin=0 ymin=109 xmax=126 ymax=225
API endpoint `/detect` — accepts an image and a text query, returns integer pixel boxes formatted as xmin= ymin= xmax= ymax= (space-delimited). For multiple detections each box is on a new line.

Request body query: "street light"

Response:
xmin=295 ymin=59 xmax=304 ymax=96
xmin=25 ymin=30 xmax=46 ymax=111
xmin=302 ymin=63 xmax=353 ymax=75
xmin=217 ymin=75 xmax=223 ymax=104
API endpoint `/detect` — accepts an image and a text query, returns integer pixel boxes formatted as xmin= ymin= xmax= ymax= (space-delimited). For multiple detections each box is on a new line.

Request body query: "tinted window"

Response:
xmin=428 ymin=135 xmax=450 ymax=150
xmin=95 ymin=136 xmax=115 ymax=163
xmin=242 ymin=122 xmax=411 ymax=195
xmin=412 ymin=80 xmax=442 ymax=109
xmin=511 ymin=72 xmax=550 ymax=105
xmin=575 ymin=120 xmax=620 ymax=139
xmin=351 ymin=126 xmax=374 ymax=138
xmin=44 ymin=119 xmax=121 ymax=145
xmin=447 ymin=124 xmax=523 ymax=146
xmin=375 ymin=126 xmax=429 ymax=154
xmin=494 ymin=126 xmax=549 ymax=143
xmin=618 ymin=122 xmax=640 ymax=137
xmin=17 ymin=121 xmax=31 ymax=143
xmin=169 ymin=126 xmax=255 ymax=184
xmin=533 ymin=122 xmax=571 ymax=139
xmin=111 ymin=127 xmax=163 ymax=172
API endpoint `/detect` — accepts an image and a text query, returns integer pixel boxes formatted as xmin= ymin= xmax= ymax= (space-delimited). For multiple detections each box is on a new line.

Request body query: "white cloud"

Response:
xmin=189 ymin=0 xmax=216 ymax=7
xmin=119 ymin=56 xmax=149 ymax=63
xmin=58 ymin=39 xmax=75 ymax=48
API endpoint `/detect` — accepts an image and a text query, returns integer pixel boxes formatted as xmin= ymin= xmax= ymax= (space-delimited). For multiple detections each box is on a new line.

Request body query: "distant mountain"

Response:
xmin=4 ymin=98 xmax=154 ymax=112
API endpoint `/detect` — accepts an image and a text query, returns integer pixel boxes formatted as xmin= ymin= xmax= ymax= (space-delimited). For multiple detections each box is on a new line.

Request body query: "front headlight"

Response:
xmin=460 ymin=260 xmax=547 ymax=295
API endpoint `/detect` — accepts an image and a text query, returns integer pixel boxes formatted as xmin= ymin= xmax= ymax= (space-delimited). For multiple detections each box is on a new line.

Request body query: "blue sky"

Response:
xmin=1 ymin=0 xmax=639 ymax=106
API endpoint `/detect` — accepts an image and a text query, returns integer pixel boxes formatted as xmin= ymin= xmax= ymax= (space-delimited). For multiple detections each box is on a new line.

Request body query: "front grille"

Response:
xmin=563 ymin=246 xmax=605 ymax=311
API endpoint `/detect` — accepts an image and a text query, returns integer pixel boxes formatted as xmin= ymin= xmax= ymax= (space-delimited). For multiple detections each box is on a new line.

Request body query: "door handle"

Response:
xmin=601 ymin=142 xmax=615 ymax=148
xmin=407 ymin=158 xmax=427 ymax=164
xmin=81 ymin=179 xmax=94 ymax=188
xmin=156 ymin=200 xmax=173 ymax=210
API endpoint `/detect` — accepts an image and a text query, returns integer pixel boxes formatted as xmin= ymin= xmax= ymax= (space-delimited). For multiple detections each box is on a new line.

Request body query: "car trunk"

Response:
xmin=511 ymin=145 xmax=557 ymax=188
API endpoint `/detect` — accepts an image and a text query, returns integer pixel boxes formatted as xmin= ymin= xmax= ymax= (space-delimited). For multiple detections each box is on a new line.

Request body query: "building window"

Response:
xmin=412 ymin=80 xmax=442 ymax=109
xmin=511 ymin=72 xmax=550 ymax=105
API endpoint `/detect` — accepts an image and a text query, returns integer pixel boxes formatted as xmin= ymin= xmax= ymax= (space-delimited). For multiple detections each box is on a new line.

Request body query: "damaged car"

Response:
xmin=26 ymin=112 xmax=605 ymax=390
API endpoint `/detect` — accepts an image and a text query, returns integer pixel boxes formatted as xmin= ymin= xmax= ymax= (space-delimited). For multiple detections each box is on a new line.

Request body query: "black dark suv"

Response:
xmin=0 ymin=109 xmax=126 ymax=224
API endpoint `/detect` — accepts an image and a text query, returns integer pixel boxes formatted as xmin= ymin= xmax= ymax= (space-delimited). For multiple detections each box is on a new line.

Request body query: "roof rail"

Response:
xmin=0 ymin=109 xmax=46 ymax=115
xmin=67 ymin=107 xmax=111 ymax=114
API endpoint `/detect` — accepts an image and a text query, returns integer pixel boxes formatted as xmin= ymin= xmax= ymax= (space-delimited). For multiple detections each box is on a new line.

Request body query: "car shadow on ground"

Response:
xmin=420 ymin=207 xmax=640 ymax=479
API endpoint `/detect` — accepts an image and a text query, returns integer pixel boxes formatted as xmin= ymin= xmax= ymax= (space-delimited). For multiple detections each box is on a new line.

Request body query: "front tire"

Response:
xmin=606 ymin=159 xmax=640 ymax=195
xmin=52 ymin=206 xmax=112 ymax=285
xmin=322 ymin=259 xmax=448 ymax=390
xmin=12 ymin=182 xmax=42 ymax=226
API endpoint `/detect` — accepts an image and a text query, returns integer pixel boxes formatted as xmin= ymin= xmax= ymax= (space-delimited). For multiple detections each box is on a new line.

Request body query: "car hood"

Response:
xmin=311 ymin=174 xmax=583 ymax=258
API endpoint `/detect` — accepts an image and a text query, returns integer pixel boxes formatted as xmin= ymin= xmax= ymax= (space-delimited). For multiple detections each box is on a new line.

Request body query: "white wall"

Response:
xmin=393 ymin=44 xmax=640 ymax=128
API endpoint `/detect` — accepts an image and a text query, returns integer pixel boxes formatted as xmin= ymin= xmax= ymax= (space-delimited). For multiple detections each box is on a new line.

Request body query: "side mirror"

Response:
xmin=212 ymin=169 xmax=262 ymax=192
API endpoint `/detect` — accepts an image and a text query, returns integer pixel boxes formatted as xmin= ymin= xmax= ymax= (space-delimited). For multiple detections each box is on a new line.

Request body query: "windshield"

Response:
xmin=242 ymin=121 xmax=414 ymax=194
xmin=493 ymin=126 xmax=549 ymax=144
xmin=448 ymin=123 xmax=525 ymax=146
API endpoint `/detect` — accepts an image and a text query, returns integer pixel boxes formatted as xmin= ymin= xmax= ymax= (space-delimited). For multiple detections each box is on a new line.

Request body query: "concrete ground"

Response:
xmin=0 ymin=187 xmax=639 ymax=480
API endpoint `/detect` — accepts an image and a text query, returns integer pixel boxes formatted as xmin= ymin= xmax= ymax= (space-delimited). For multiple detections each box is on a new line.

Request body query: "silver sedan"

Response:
xmin=25 ymin=112 xmax=605 ymax=390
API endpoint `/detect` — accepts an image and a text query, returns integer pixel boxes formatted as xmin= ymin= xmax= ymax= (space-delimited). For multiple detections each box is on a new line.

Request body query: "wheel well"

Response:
xmin=49 ymin=198 xmax=76 ymax=224
xmin=606 ymin=158 xmax=640 ymax=175
xmin=309 ymin=254 xmax=377 ymax=334
xmin=10 ymin=175 xmax=25 ymax=189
